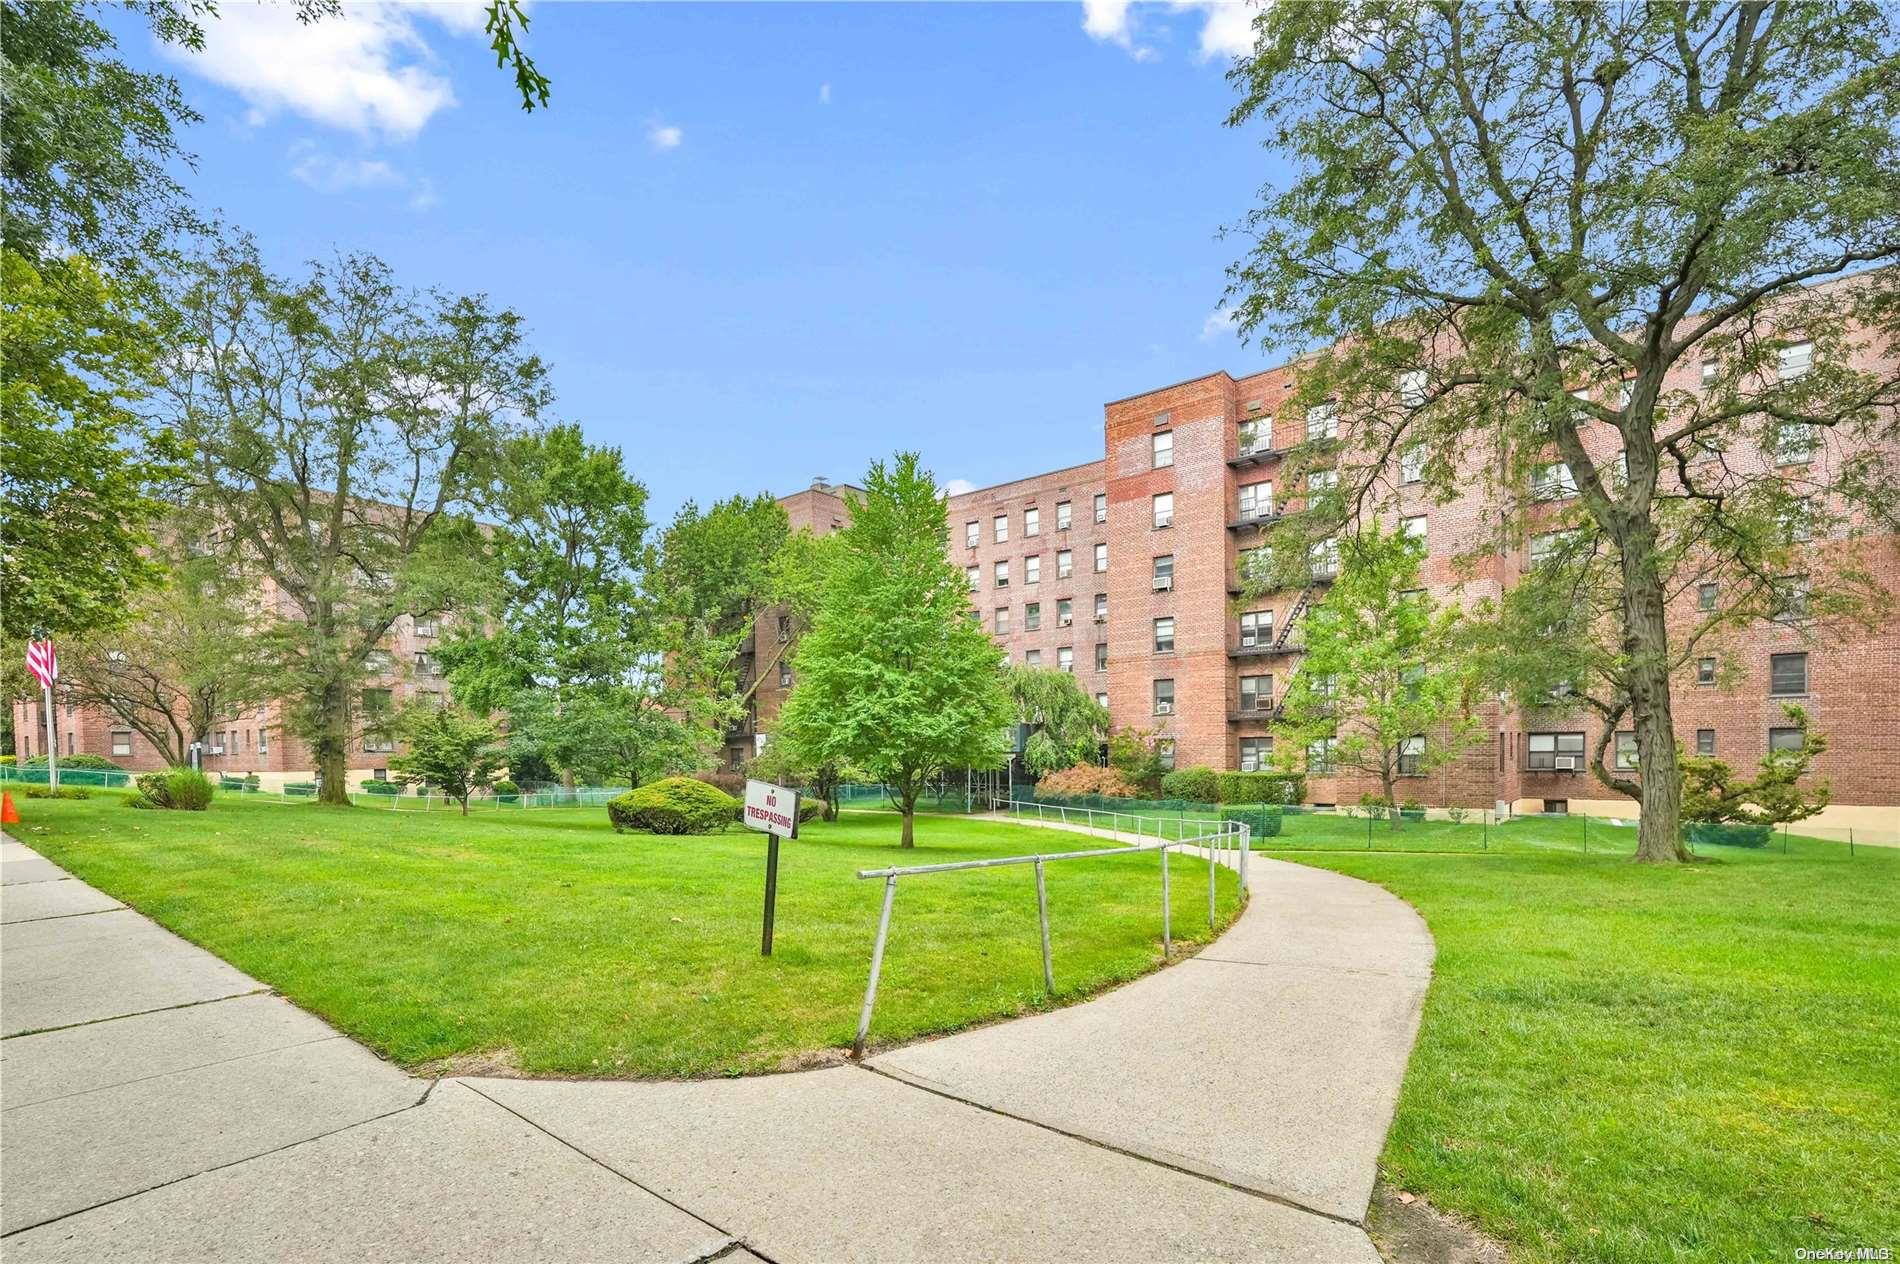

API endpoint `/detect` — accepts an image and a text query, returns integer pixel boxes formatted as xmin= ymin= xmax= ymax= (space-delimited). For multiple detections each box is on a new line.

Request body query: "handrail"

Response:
xmin=849 ymin=797 xmax=1251 ymax=1058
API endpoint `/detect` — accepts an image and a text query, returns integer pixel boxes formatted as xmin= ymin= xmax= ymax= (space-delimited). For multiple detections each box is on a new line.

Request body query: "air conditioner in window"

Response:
xmin=1152 ymin=577 xmax=1173 ymax=591
xmin=1093 ymin=614 xmax=1107 ymax=623
xmin=1554 ymin=755 xmax=1580 ymax=771
xmin=1155 ymin=702 xmax=1174 ymax=715
xmin=209 ymin=745 xmax=225 ymax=755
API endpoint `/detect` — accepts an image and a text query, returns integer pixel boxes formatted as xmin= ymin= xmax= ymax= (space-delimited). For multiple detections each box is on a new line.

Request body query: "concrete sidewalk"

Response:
xmin=0 ymin=825 xmax=1432 ymax=1262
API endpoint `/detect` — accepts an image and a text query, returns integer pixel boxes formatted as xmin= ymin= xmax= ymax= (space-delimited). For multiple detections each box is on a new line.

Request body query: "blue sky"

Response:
xmin=122 ymin=1 xmax=1289 ymax=519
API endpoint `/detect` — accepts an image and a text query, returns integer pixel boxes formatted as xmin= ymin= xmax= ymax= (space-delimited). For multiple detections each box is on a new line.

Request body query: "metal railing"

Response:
xmin=848 ymin=798 xmax=1250 ymax=1058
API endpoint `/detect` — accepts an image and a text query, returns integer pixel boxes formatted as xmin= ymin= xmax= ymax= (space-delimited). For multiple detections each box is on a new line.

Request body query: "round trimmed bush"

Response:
xmin=797 ymin=796 xmax=827 ymax=825
xmin=492 ymin=779 xmax=519 ymax=797
xmin=609 ymin=777 xmax=739 ymax=835
xmin=24 ymin=753 xmax=121 ymax=770
xmin=1160 ymin=766 xmax=1220 ymax=803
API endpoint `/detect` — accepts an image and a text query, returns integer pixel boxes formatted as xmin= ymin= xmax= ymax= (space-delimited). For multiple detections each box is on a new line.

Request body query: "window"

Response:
xmin=1025 ymin=602 xmax=1041 ymax=631
xmin=995 ymin=607 xmax=1011 ymax=635
xmin=1700 ymin=360 xmax=1719 ymax=388
xmin=1306 ymin=401 xmax=1338 ymax=441
xmin=1237 ymin=482 xmax=1272 ymax=521
xmin=1239 ymin=610 xmax=1273 ymax=647
xmin=1094 ymin=592 xmax=1108 ymax=621
xmin=1529 ymin=530 xmax=1576 ymax=569
xmin=1238 ymin=418 xmax=1271 ymax=457
xmin=1400 ymin=446 xmax=1425 ymax=484
xmin=1093 ymin=493 xmax=1107 ymax=524
xmin=1056 ymin=549 xmax=1073 ymax=579
xmin=965 ymin=521 xmax=979 ymax=548
xmin=1775 ymin=422 xmax=1818 ymax=465
xmin=414 ymin=617 xmax=438 ymax=638
xmin=1769 ymin=652 xmax=1808 ymax=696
xmin=1095 ymin=692 xmax=1109 ymax=708
xmin=111 ymin=731 xmax=132 ymax=757
xmin=1057 ymin=646 xmax=1074 ymax=673
xmin=1157 ymin=739 xmax=1176 ymax=771
xmin=1239 ymin=736 xmax=1273 ymax=772
xmin=1307 ymin=738 xmax=1337 ymax=774
xmin=1696 ymin=729 xmax=1716 ymax=756
xmin=779 ymin=661 xmax=792 ymax=687
xmin=1774 ymin=574 xmax=1810 ymax=623
xmin=1024 ymin=507 xmax=1040 ymax=537
xmin=1152 ymin=554 xmax=1174 ymax=590
xmin=258 ymin=728 xmax=268 ymax=754
xmin=1527 ymin=731 xmax=1586 ymax=771
xmin=1025 ymin=650 xmax=1041 ymax=667
xmin=1400 ymin=514 xmax=1427 ymax=544
xmin=776 ymin=614 xmax=793 ymax=643
xmin=1239 ymin=546 xmax=1272 ymax=584
xmin=1057 ymin=598 xmax=1073 ymax=628
xmin=1613 ymin=732 xmax=1639 ymax=771
xmin=1152 ymin=430 xmax=1174 ymax=468
xmin=1239 ymin=674 xmax=1271 ymax=712
xmin=1056 ymin=500 xmax=1072 ymax=531
xmin=1777 ymin=340 xmax=1813 ymax=381
xmin=414 ymin=653 xmax=440 ymax=678
xmin=1095 ymin=642 xmax=1108 ymax=671
xmin=1310 ymin=538 xmax=1339 ymax=579
xmin=1152 ymin=492 xmax=1174 ymax=529
xmin=1698 ymin=582 xmax=1718 ymax=611
xmin=994 ymin=560 xmax=1009 ymax=588
xmin=1780 ymin=500 xmax=1814 ymax=543
xmin=1401 ymin=664 xmax=1425 ymax=702
xmin=1696 ymin=657 xmax=1716 ymax=685
xmin=966 ymin=565 xmax=980 ymax=589
xmin=1153 ymin=617 xmax=1175 ymax=654
xmin=1768 ymin=726 xmax=1805 ymax=753
xmin=1399 ymin=735 xmax=1426 ymax=776
xmin=1153 ymin=678 xmax=1175 ymax=713
xmin=1094 ymin=542 xmax=1108 ymax=573
xmin=1532 ymin=462 xmax=1578 ymax=501
xmin=1307 ymin=469 xmax=1337 ymax=497
xmin=1399 ymin=369 xmax=1428 ymax=408
xmin=1543 ymin=799 xmax=1569 ymax=815
xmin=1025 ymin=555 xmax=1041 ymax=585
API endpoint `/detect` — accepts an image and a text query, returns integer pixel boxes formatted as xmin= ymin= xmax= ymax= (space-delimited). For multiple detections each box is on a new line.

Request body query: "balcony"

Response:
xmin=1227 ymin=443 xmax=1284 ymax=471
xmin=1228 ymin=641 xmax=1295 ymax=659
xmin=1227 ymin=509 xmax=1280 ymax=533
xmin=1227 ymin=706 xmax=1274 ymax=724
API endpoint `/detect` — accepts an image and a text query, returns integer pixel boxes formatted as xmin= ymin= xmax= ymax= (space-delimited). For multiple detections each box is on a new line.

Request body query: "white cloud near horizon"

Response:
xmin=941 ymin=478 xmax=978 ymax=497
xmin=647 ymin=120 xmax=684 ymax=151
xmin=289 ymin=143 xmax=437 ymax=211
xmin=157 ymin=1 xmax=489 ymax=140
xmin=1200 ymin=307 xmax=1240 ymax=342
xmin=1081 ymin=0 xmax=1261 ymax=63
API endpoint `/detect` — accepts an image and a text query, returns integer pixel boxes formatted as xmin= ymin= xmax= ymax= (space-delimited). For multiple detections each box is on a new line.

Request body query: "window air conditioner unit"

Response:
xmin=1152 ymin=577 xmax=1173 ymax=591
xmin=1554 ymin=755 xmax=1580 ymax=771
xmin=209 ymin=745 xmax=224 ymax=755
xmin=1093 ymin=614 xmax=1107 ymax=624
xmin=1155 ymin=702 xmax=1174 ymax=715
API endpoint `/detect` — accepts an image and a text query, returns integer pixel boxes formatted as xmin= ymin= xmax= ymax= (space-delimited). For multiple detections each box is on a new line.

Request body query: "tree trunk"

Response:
xmin=899 ymin=789 xmax=916 ymax=848
xmin=1621 ymin=535 xmax=1692 ymax=862
xmin=315 ymin=676 xmax=352 ymax=806
xmin=1383 ymin=771 xmax=1400 ymax=829
xmin=460 ymin=794 xmax=469 ymax=816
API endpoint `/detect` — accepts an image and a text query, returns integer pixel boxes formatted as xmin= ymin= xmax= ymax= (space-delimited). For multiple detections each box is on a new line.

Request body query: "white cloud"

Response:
xmin=159 ymin=1 xmax=488 ymax=140
xmin=288 ymin=143 xmax=436 ymax=211
xmin=647 ymin=120 xmax=683 ymax=151
xmin=941 ymin=478 xmax=977 ymax=497
xmin=1080 ymin=1 xmax=1261 ymax=63
xmin=819 ymin=82 xmax=832 ymax=105
xmin=1200 ymin=307 xmax=1240 ymax=342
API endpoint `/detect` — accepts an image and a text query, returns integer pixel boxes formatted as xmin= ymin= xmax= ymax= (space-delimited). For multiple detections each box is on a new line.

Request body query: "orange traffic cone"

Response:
xmin=2 ymin=791 xmax=19 ymax=825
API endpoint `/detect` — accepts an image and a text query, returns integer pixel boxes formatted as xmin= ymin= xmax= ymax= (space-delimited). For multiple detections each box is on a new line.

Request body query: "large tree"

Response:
xmin=1270 ymin=524 xmax=1483 ymax=824
xmin=775 ymin=453 xmax=1012 ymax=847
xmin=1225 ymin=2 xmax=1900 ymax=860
xmin=1004 ymin=666 xmax=1110 ymax=778
xmin=60 ymin=529 xmax=274 ymax=766
xmin=166 ymin=237 xmax=549 ymax=803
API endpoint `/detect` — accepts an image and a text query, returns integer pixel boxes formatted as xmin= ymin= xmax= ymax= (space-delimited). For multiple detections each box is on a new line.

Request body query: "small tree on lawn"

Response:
xmin=775 ymin=452 xmax=1011 ymax=847
xmin=1108 ymin=728 xmax=1170 ymax=797
xmin=388 ymin=705 xmax=506 ymax=816
xmin=1272 ymin=525 xmax=1483 ymax=826
xmin=1681 ymin=704 xmax=1830 ymax=830
xmin=745 ymin=740 xmax=850 ymax=822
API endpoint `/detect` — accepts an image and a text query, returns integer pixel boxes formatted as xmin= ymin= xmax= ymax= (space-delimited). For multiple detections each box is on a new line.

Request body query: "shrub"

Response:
xmin=24 ymin=753 xmax=122 ymax=770
xmin=609 ymin=777 xmax=739 ymax=835
xmin=1036 ymin=764 xmax=1139 ymax=798
xmin=245 ymin=772 xmax=261 ymax=790
xmin=26 ymin=786 xmax=91 ymax=800
xmin=1216 ymin=771 xmax=1306 ymax=805
xmin=693 ymin=770 xmax=747 ymax=797
xmin=1401 ymin=797 xmax=1424 ymax=813
xmin=1160 ymin=766 xmax=1219 ymax=803
xmin=0 ymin=754 xmax=16 ymax=765
xmin=797 ymin=797 xmax=827 ymax=825
xmin=284 ymin=781 xmax=318 ymax=797
xmin=492 ymin=779 xmax=519 ymax=797
xmin=1687 ymin=821 xmax=1774 ymax=848
xmin=363 ymin=779 xmax=400 ymax=796
xmin=1221 ymin=804 xmax=1283 ymax=841
xmin=132 ymin=769 xmax=214 ymax=811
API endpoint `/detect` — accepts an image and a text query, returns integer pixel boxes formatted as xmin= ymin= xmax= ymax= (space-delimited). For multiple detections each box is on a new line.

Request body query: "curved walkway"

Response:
xmin=0 ymin=825 xmax=1433 ymax=1262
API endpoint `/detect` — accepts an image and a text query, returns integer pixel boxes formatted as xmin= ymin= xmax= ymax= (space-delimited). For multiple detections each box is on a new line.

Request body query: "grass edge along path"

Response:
xmin=10 ymin=795 xmax=1242 ymax=1079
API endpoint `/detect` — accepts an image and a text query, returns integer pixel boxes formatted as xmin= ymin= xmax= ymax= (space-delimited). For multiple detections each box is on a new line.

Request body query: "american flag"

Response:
xmin=25 ymin=640 xmax=57 ymax=691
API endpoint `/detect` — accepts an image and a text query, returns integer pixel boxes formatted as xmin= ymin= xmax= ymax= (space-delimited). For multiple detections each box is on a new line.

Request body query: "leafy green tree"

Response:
xmin=1225 ymin=2 xmax=1900 ymax=860
xmin=166 ymin=236 xmax=549 ymax=803
xmin=776 ymin=453 xmax=1011 ymax=847
xmin=1107 ymin=728 xmax=1170 ymax=797
xmin=1681 ymin=704 xmax=1830 ymax=828
xmin=388 ymin=704 xmax=506 ymax=816
xmin=1271 ymin=526 xmax=1482 ymax=825
xmin=1004 ymin=666 xmax=1109 ymax=778
xmin=60 ymin=527 xmax=275 ymax=765
xmin=745 ymin=739 xmax=851 ymax=822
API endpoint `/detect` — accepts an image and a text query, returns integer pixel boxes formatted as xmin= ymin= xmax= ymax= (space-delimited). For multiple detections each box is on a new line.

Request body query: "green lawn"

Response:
xmin=1293 ymin=839 xmax=1899 ymax=1263
xmin=10 ymin=795 xmax=1239 ymax=1077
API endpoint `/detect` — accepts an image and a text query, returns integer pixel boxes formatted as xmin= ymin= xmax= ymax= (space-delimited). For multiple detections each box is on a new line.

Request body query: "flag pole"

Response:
xmin=43 ymin=682 xmax=58 ymax=792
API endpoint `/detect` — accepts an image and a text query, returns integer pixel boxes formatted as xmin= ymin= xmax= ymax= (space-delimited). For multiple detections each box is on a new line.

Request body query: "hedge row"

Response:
xmin=1219 ymin=804 xmax=1284 ymax=839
